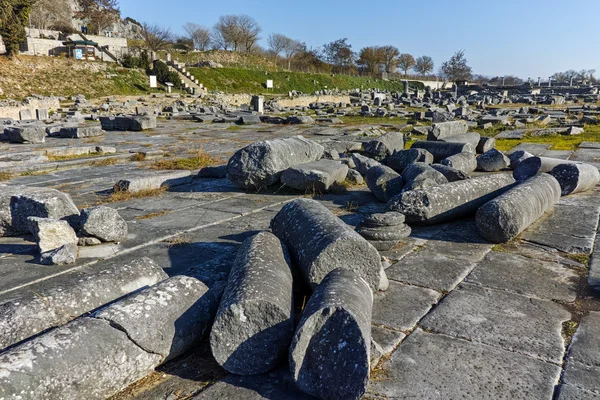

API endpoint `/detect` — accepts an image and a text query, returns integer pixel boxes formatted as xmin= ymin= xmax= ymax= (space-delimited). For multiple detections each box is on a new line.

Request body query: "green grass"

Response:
xmin=188 ymin=67 xmax=419 ymax=94
xmin=492 ymin=124 xmax=600 ymax=152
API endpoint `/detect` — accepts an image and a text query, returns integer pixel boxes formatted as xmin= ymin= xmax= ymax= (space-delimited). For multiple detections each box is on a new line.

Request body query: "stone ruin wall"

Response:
xmin=276 ymin=95 xmax=351 ymax=108
xmin=0 ymin=97 xmax=61 ymax=120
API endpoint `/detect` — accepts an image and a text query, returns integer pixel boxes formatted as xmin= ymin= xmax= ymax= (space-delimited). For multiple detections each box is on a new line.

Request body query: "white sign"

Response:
xmin=149 ymin=75 xmax=157 ymax=88
xmin=74 ymin=48 xmax=83 ymax=60
xmin=266 ymin=80 xmax=273 ymax=89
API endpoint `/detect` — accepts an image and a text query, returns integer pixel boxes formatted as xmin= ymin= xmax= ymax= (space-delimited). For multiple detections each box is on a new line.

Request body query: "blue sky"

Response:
xmin=120 ymin=0 xmax=600 ymax=79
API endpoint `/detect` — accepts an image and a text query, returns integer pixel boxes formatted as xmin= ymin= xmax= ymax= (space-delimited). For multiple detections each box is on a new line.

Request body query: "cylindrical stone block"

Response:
xmin=411 ymin=140 xmax=475 ymax=162
xmin=431 ymin=164 xmax=470 ymax=182
xmin=366 ymin=165 xmax=404 ymax=202
xmin=387 ymin=174 xmax=516 ymax=225
xmin=513 ymin=156 xmax=577 ymax=181
xmin=401 ymin=162 xmax=448 ymax=187
xmin=476 ymin=173 xmax=561 ymax=243
xmin=271 ymin=199 xmax=381 ymax=292
xmin=477 ymin=136 xmax=496 ymax=153
xmin=508 ymin=150 xmax=533 ymax=170
xmin=440 ymin=152 xmax=477 ymax=173
xmin=550 ymin=163 xmax=600 ymax=195
xmin=290 ymin=268 xmax=373 ymax=400
xmin=438 ymin=132 xmax=481 ymax=148
xmin=210 ymin=232 xmax=294 ymax=375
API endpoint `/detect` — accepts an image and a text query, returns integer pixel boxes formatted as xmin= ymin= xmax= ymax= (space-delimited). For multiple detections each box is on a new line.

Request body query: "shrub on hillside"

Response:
xmin=150 ymin=60 xmax=181 ymax=88
xmin=122 ymin=52 xmax=150 ymax=70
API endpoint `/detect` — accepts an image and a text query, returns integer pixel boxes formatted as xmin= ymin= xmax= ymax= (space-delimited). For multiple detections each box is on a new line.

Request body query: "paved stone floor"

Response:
xmin=2 ymin=121 xmax=600 ymax=399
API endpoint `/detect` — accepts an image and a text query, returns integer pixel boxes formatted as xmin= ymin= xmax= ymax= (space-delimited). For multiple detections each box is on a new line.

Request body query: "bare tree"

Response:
xmin=183 ymin=22 xmax=210 ymax=51
xmin=283 ymin=39 xmax=303 ymax=70
xmin=379 ymin=45 xmax=400 ymax=73
xmin=30 ymin=0 xmax=72 ymax=31
xmin=414 ymin=55 xmax=434 ymax=76
xmin=140 ymin=22 xmax=174 ymax=52
xmin=267 ymin=33 xmax=290 ymax=64
xmin=397 ymin=53 xmax=416 ymax=75
xmin=441 ymin=50 xmax=472 ymax=81
xmin=237 ymin=15 xmax=261 ymax=52
xmin=211 ymin=15 xmax=240 ymax=50
xmin=76 ymin=0 xmax=120 ymax=35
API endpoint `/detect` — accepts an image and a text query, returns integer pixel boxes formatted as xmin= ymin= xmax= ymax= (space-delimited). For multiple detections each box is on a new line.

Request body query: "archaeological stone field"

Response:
xmin=2 ymin=79 xmax=600 ymax=400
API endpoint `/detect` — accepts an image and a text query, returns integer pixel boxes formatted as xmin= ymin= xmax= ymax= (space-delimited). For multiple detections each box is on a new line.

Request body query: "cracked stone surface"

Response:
xmin=1 ymin=120 xmax=600 ymax=400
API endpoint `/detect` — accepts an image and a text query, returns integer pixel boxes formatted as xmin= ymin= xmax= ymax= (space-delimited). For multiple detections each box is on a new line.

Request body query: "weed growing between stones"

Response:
xmin=150 ymin=149 xmax=217 ymax=170
xmin=103 ymin=186 xmax=167 ymax=203
xmin=129 ymin=153 xmax=147 ymax=162
xmin=135 ymin=210 xmax=170 ymax=220
xmin=0 ymin=171 xmax=13 ymax=181
xmin=566 ymin=253 xmax=591 ymax=267
xmin=88 ymin=158 xmax=119 ymax=167
xmin=162 ymin=234 xmax=192 ymax=248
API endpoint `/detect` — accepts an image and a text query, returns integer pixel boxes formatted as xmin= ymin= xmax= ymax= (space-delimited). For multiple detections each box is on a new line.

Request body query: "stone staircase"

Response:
xmin=167 ymin=59 xmax=207 ymax=95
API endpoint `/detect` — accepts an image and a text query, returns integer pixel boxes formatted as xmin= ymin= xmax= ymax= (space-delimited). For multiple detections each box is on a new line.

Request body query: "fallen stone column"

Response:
xmin=476 ymin=173 xmax=561 ymax=243
xmin=508 ymin=150 xmax=534 ymax=170
xmin=280 ymin=160 xmax=348 ymax=192
xmin=440 ymin=152 xmax=477 ymax=173
xmin=427 ymin=120 xmax=468 ymax=140
xmin=385 ymin=148 xmax=433 ymax=173
xmin=0 ymin=257 xmax=168 ymax=350
xmin=401 ymin=162 xmax=448 ymax=191
xmin=227 ymin=136 xmax=324 ymax=189
xmin=431 ymin=164 xmax=470 ymax=182
xmin=411 ymin=141 xmax=475 ymax=162
xmin=96 ymin=275 xmax=222 ymax=363
xmin=366 ymin=165 xmax=404 ymax=202
xmin=0 ymin=318 xmax=161 ymax=400
xmin=363 ymin=131 xmax=404 ymax=161
xmin=438 ymin=132 xmax=481 ymax=148
xmin=114 ymin=171 xmax=192 ymax=192
xmin=210 ymin=232 xmax=294 ymax=375
xmin=550 ymin=163 xmax=600 ymax=195
xmin=387 ymin=174 xmax=515 ymax=225
xmin=271 ymin=198 xmax=381 ymax=292
xmin=289 ymin=268 xmax=373 ymax=400
xmin=513 ymin=156 xmax=578 ymax=181
xmin=477 ymin=136 xmax=496 ymax=153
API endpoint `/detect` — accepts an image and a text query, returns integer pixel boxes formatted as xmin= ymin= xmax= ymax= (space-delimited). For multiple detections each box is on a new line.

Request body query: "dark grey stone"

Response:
xmin=79 ymin=206 xmax=128 ymax=243
xmin=2 ymin=186 xmax=80 ymax=237
xmin=551 ymin=163 xmax=600 ymax=195
xmin=562 ymin=312 xmax=600 ymax=395
xmin=346 ymin=169 xmax=364 ymax=185
xmin=431 ymin=163 xmax=470 ymax=182
xmin=476 ymin=148 xmax=510 ymax=172
xmin=363 ymin=131 xmax=404 ymax=161
xmin=428 ymin=120 xmax=469 ymax=140
xmin=401 ymin=162 xmax=448 ymax=189
xmin=227 ymin=136 xmax=324 ymax=190
xmin=385 ymin=148 xmax=434 ymax=173
xmin=352 ymin=153 xmax=382 ymax=175
xmin=370 ymin=329 xmax=561 ymax=399
xmin=412 ymin=140 xmax=475 ymax=162
xmin=0 ymin=318 xmax=161 ymax=400
xmin=271 ymin=199 xmax=381 ymax=292
xmin=514 ymin=156 xmax=578 ymax=181
xmin=40 ymin=242 xmax=78 ymax=265
xmin=289 ymin=268 xmax=373 ymax=400
xmin=476 ymin=173 xmax=562 ymax=243
xmin=438 ymin=132 xmax=481 ymax=148
xmin=477 ymin=136 xmax=496 ymax=153
xmin=420 ymin=283 xmax=571 ymax=363
xmin=387 ymin=174 xmax=515 ymax=225
xmin=114 ymin=171 xmax=192 ymax=192
xmin=366 ymin=165 xmax=404 ymax=202
xmin=4 ymin=125 xmax=46 ymax=143
xmin=280 ymin=160 xmax=348 ymax=192
xmin=440 ymin=152 xmax=477 ymax=173
xmin=210 ymin=232 xmax=294 ymax=375
xmin=59 ymin=125 xmax=104 ymax=138
xmin=0 ymin=257 xmax=168 ymax=351
xmin=97 ymin=275 xmax=221 ymax=362
xmin=508 ymin=150 xmax=534 ymax=169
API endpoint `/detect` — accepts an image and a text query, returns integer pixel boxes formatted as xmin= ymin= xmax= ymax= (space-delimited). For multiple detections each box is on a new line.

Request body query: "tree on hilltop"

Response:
xmin=322 ymin=38 xmax=355 ymax=74
xmin=211 ymin=14 xmax=261 ymax=53
xmin=76 ymin=0 xmax=120 ymax=35
xmin=140 ymin=22 xmax=173 ymax=52
xmin=379 ymin=45 xmax=400 ymax=73
xmin=183 ymin=22 xmax=210 ymax=51
xmin=397 ymin=53 xmax=416 ymax=75
xmin=357 ymin=46 xmax=384 ymax=75
xmin=414 ymin=55 xmax=434 ymax=76
xmin=441 ymin=50 xmax=472 ymax=81
xmin=0 ymin=0 xmax=32 ymax=57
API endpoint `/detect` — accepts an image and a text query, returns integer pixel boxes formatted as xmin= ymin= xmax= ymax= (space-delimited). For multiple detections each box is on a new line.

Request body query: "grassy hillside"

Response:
xmin=188 ymin=67 xmax=414 ymax=94
xmin=0 ymin=56 xmax=151 ymax=100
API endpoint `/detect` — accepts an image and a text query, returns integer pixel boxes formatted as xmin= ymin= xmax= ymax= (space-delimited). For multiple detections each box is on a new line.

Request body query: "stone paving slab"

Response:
xmin=420 ymin=283 xmax=571 ymax=363
xmin=371 ymin=281 xmax=441 ymax=331
xmin=522 ymin=196 xmax=600 ymax=254
xmin=466 ymin=251 xmax=579 ymax=302
xmin=368 ymin=329 xmax=561 ymax=400
xmin=539 ymin=149 xmax=574 ymax=159
xmin=507 ymin=143 xmax=552 ymax=155
xmin=386 ymin=249 xmax=477 ymax=292
xmin=557 ymin=384 xmax=600 ymax=400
